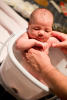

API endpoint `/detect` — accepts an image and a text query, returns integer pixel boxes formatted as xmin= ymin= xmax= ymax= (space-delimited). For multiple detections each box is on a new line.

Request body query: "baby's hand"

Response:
xmin=47 ymin=37 xmax=60 ymax=47
xmin=42 ymin=37 xmax=60 ymax=54
xmin=35 ymin=41 xmax=49 ymax=54
xmin=34 ymin=40 xmax=45 ymax=50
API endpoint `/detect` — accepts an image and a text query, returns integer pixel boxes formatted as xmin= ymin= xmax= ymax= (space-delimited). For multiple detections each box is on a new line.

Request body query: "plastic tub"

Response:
xmin=0 ymin=30 xmax=49 ymax=100
xmin=0 ymin=30 xmax=67 ymax=100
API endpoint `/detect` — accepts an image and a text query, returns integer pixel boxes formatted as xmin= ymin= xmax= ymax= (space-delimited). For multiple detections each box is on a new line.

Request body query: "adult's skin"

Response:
xmin=26 ymin=32 xmax=67 ymax=100
xmin=52 ymin=31 xmax=67 ymax=54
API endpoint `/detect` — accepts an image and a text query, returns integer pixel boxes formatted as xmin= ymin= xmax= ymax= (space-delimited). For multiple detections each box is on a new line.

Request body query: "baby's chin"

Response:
xmin=37 ymin=38 xmax=48 ymax=42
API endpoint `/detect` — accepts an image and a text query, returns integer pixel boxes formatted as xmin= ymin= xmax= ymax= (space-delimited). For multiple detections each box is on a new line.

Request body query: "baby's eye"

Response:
xmin=34 ymin=27 xmax=40 ymax=30
xmin=45 ymin=30 xmax=51 ymax=32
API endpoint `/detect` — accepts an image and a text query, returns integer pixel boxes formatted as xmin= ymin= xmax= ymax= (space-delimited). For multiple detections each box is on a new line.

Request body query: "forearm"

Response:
xmin=25 ymin=48 xmax=67 ymax=99
xmin=16 ymin=39 xmax=36 ymax=51
xmin=42 ymin=65 xmax=67 ymax=99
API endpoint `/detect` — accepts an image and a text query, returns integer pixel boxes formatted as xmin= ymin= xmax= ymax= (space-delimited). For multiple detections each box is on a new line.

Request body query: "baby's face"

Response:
xmin=28 ymin=16 xmax=53 ymax=42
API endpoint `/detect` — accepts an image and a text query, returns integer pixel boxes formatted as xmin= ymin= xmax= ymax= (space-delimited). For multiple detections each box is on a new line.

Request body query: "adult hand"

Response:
xmin=26 ymin=48 xmax=53 ymax=74
xmin=26 ymin=48 xmax=67 ymax=100
xmin=52 ymin=31 xmax=67 ymax=54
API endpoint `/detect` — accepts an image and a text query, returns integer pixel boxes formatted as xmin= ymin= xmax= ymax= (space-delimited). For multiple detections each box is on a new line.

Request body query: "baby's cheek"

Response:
xmin=28 ymin=30 xmax=35 ymax=38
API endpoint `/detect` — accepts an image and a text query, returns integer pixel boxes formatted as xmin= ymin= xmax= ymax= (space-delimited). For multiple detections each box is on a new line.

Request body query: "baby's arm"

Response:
xmin=16 ymin=32 xmax=44 ymax=51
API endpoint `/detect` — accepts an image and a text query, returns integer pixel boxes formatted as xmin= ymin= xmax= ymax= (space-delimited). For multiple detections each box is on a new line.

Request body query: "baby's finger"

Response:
xmin=35 ymin=42 xmax=44 ymax=50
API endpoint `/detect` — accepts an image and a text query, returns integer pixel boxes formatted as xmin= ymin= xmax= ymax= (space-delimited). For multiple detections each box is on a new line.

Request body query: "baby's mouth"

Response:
xmin=37 ymin=37 xmax=47 ymax=42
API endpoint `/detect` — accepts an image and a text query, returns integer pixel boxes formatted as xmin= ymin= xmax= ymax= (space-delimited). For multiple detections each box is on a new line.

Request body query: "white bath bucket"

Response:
xmin=0 ymin=30 xmax=67 ymax=100
xmin=0 ymin=30 xmax=49 ymax=100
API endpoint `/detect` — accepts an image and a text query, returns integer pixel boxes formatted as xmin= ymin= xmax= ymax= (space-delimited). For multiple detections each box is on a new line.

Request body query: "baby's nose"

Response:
xmin=38 ymin=30 xmax=45 ymax=36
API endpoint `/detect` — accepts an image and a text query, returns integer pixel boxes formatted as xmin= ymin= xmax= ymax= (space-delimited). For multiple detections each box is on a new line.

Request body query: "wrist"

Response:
xmin=34 ymin=39 xmax=38 ymax=44
xmin=41 ymin=64 xmax=57 ymax=85
xmin=32 ymin=39 xmax=37 ymax=45
xmin=41 ymin=64 xmax=55 ymax=76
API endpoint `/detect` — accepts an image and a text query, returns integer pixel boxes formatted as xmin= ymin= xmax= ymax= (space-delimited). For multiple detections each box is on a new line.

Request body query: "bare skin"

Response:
xmin=16 ymin=8 xmax=60 ymax=85
xmin=26 ymin=31 xmax=67 ymax=100
xmin=52 ymin=31 xmax=67 ymax=54
xmin=16 ymin=8 xmax=67 ymax=99
xmin=16 ymin=8 xmax=59 ymax=53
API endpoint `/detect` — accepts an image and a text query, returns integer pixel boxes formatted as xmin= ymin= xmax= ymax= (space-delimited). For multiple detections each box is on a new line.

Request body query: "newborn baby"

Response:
xmin=16 ymin=8 xmax=59 ymax=85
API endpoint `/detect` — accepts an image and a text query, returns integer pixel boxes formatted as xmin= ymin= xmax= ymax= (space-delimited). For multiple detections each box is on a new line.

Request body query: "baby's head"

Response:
xmin=27 ymin=8 xmax=54 ymax=42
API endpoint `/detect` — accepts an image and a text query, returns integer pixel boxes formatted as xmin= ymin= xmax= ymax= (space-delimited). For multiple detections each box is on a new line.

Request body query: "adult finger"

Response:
xmin=26 ymin=48 xmax=42 ymax=72
xmin=52 ymin=41 xmax=67 ymax=48
xmin=52 ymin=31 xmax=67 ymax=41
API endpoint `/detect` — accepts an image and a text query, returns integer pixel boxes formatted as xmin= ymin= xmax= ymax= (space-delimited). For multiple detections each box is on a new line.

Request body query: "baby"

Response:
xmin=16 ymin=8 xmax=59 ymax=53
xmin=16 ymin=8 xmax=59 ymax=84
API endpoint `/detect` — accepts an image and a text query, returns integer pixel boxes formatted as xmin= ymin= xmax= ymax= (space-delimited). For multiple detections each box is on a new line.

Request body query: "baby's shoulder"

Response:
xmin=22 ymin=32 xmax=27 ymax=36
xmin=21 ymin=32 xmax=28 ymax=38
